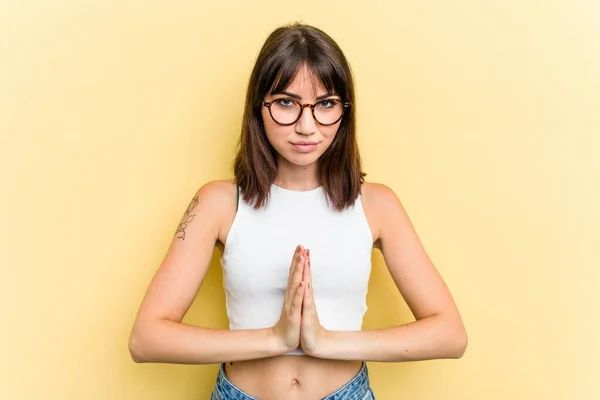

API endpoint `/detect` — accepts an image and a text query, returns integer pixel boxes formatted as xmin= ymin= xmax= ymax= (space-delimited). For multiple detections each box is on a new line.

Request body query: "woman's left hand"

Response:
xmin=299 ymin=249 xmax=329 ymax=356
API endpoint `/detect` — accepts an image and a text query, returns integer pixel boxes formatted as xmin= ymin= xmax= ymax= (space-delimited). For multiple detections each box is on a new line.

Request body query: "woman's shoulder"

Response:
xmin=360 ymin=182 xmax=406 ymax=246
xmin=361 ymin=181 xmax=400 ymax=207
xmin=192 ymin=179 xmax=237 ymax=211
xmin=197 ymin=179 xmax=236 ymax=194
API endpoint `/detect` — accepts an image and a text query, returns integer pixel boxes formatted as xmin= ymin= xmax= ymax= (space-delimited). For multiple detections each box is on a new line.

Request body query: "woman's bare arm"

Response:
xmin=307 ymin=182 xmax=468 ymax=362
xmin=128 ymin=180 xmax=287 ymax=364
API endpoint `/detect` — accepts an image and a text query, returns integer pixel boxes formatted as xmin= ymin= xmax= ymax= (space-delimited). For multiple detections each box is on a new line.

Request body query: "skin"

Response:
xmin=128 ymin=66 xmax=468 ymax=400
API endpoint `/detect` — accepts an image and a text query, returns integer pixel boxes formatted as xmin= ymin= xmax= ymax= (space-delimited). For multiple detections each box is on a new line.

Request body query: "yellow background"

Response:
xmin=2 ymin=1 xmax=599 ymax=399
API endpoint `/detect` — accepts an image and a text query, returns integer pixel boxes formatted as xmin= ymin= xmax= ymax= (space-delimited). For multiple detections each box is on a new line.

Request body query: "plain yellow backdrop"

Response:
xmin=2 ymin=1 xmax=599 ymax=399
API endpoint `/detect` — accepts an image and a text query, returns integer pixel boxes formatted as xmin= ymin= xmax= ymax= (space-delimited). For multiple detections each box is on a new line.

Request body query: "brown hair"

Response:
xmin=233 ymin=23 xmax=365 ymax=211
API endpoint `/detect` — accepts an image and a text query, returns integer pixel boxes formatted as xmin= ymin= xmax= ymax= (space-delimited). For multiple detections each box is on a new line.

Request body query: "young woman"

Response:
xmin=129 ymin=23 xmax=467 ymax=400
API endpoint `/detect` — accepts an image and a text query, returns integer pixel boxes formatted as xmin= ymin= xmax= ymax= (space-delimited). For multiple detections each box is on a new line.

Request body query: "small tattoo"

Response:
xmin=175 ymin=196 xmax=199 ymax=240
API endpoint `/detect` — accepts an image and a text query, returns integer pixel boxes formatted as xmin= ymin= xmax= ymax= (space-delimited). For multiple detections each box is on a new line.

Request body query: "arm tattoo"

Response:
xmin=175 ymin=196 xmax=199 ymax=240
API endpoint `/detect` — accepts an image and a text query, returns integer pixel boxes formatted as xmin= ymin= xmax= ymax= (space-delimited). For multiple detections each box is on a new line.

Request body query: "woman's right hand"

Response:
xmin=272 ymin=245 xmax=306 ymax=352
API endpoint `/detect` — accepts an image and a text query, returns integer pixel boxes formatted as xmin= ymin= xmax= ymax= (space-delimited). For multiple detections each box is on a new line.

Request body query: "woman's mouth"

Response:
xmin=291 ymin=142 xmax=318 ymax=153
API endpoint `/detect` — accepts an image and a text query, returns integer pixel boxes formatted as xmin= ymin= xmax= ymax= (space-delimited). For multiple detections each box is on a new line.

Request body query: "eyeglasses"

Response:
xmin=262 ymin=98 xmax=351 ymax=126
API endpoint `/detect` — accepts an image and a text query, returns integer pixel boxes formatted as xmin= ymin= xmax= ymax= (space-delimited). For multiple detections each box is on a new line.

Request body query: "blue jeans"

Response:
xmin=210 ymin=362 xmax=375 ymax=399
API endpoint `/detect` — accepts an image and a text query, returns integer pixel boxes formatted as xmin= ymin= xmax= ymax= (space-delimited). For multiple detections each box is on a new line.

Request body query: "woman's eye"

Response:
xmin=275 ymin=99 xmax=295 ymax=107
xmin=318 ymin=99 xmax=336 ymax=108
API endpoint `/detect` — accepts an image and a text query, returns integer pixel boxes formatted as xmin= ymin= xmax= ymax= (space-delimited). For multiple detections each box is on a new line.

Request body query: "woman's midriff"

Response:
xmin=224 ymin=355 xmax=362 ymax=400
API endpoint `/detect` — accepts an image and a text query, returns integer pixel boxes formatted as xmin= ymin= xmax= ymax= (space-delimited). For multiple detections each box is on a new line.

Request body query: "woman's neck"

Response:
xmin=275 ymin=158 xmax=320 ymax=191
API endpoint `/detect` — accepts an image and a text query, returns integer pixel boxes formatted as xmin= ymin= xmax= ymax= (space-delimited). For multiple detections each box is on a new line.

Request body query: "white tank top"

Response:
xmin=221 ymin=184 xmax=373 ymax=355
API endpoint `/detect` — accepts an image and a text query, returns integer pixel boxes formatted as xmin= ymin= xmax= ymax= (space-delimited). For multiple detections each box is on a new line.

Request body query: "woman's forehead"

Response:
xmin=276 ymin=66 xmax=332 ymax=97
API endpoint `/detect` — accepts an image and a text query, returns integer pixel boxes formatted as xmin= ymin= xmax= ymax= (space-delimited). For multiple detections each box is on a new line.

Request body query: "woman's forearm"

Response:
xmin=312 ymin=314 xmax=468 ymax=362
xmin=129 ymin=319 xmax=287 ymax=364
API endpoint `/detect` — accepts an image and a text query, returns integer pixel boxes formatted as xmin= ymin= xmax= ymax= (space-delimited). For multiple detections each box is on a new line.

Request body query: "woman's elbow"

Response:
xmin=128 ymin=325 xmax=151 ymax=363
xmin=448 ymin=323 xmax=468 ymax=359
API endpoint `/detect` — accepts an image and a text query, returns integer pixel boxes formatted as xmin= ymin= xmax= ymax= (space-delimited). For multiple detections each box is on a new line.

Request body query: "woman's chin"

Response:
xmin=281 ymin=152 xmax=320 ymax=168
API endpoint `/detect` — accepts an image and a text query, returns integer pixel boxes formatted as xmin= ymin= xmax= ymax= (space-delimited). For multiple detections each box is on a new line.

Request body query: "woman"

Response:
xmin=129 ymin=23 xmax=467 ymax=400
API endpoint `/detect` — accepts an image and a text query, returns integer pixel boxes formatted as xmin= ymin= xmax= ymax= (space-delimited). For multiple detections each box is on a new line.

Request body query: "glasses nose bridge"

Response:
xmin=295 ymin=102 xmax=318 ymax=131
xmin=299 ymin=102 xmax=317 ymax=120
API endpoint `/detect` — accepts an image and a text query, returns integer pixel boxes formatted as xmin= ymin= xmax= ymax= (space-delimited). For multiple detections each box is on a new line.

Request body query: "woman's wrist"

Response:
xmin=268 ymin=327 xmax=299 ymax=355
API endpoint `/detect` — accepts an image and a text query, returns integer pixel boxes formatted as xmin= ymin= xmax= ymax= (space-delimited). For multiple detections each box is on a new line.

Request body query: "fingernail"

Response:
xmin=296 ymin=245 xmax=300 ymax=254
xmin=307 ymin=249 xmax=310 ymax=257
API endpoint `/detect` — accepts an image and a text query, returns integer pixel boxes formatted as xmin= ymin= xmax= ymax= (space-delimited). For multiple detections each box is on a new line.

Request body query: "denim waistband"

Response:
xmin=212 ymin=361 xmax=371 ymax=400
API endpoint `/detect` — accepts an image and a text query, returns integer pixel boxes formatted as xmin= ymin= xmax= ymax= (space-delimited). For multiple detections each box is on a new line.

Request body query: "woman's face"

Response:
xmin=261 ymin=65 xmax=342 ymax=169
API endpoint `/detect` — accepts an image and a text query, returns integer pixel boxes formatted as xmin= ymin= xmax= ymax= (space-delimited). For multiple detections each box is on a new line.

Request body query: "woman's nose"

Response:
xmin=295 ymin=105 xmax=317 ymax=135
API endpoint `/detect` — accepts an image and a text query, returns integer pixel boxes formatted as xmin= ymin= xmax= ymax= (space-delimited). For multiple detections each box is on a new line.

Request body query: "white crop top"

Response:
xmin=221 ymin=184 xmax=373 ymax=355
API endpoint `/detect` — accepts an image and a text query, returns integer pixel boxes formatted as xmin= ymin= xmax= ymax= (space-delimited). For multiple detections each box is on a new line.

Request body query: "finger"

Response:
xmin=303 ymin=253 xmax=312 ymax=285
xmin=293 ymin=252 xmax=305 ymax=284
xmin=301 ymin=281 xmax=312 ymax=315
xmin=287 ymin=245 xmax=302 ymax=284
xmin=285 ymin=246 xmax=302 ymax=294
xmin=286 ymin=252 xmax=305 ymax=306
xmin=291 ymin=281 xmax=305 ymax=317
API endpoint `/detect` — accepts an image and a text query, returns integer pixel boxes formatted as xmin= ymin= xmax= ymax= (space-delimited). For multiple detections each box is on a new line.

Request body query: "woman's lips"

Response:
xmin=291 ymin=142 xmax=318 ymax=152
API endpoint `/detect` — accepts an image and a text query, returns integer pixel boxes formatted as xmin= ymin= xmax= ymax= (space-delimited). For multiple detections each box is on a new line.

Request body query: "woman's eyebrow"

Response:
xmin=316 ymin=93 xmax=337 ymax=100
xmin=272 ymin=91 xmax=338 ymax=101
xmin=272 ymin=91 xmax=302 ymax=99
